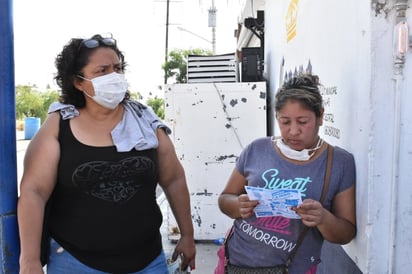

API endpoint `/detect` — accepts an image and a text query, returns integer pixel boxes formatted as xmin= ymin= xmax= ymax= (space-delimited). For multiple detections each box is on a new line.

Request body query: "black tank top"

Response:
xmin=49 ymin=118 xmax=163 ymax=273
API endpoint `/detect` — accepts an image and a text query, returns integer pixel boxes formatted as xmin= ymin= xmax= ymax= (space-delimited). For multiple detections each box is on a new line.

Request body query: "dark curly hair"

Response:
xmin=54 ymin=34 xmax=129 ymax=108
xmin=275 ymin=74 xmax=323 ymax=117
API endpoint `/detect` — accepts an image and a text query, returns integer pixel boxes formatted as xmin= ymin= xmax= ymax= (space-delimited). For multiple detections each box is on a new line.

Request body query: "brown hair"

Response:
xmin=275 ymin=74 xmax=323 ymax=117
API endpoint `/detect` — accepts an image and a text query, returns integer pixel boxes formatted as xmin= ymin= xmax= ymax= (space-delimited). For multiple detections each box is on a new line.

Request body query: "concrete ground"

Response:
xmin=16 ymin=130 xmax=220 ymax=274
xmin=160 ymin=195 xmax=220 ymax=273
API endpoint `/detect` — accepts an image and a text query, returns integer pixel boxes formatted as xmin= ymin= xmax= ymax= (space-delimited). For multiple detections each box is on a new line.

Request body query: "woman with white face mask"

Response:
xmin=17 ymin=34 xmax=196 ymax=274
xmin=216 ymin=74 xmax=356 ymax=274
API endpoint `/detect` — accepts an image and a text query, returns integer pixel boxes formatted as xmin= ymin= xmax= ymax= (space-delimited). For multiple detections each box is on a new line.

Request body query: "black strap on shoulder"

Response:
xmin=285 ymin=144 xmax=334 ymax=267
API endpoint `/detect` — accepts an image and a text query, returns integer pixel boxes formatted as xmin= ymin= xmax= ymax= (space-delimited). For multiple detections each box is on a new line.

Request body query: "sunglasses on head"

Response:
xmin=78 ymin=37 xmax=116 ymax=50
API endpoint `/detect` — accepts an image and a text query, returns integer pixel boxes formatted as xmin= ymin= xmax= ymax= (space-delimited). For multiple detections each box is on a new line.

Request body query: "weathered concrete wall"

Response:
xmin=262 ymin=0 xmax=412 ymax=272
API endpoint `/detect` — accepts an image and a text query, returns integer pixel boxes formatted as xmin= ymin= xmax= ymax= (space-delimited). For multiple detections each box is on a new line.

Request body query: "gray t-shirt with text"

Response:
xmin=227 ymin=137 xmax=355 ymax=274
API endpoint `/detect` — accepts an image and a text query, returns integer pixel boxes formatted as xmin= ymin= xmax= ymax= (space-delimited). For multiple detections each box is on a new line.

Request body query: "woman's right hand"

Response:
xmin=238 ymin=194 xmax=259 ymax=219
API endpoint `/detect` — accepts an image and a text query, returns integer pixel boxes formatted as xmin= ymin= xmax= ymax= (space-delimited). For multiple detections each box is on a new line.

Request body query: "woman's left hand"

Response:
xmin=291 ymin=199 xmax=325 ymax=227
xmin=172 ymin=234 xmax=196 ymax=271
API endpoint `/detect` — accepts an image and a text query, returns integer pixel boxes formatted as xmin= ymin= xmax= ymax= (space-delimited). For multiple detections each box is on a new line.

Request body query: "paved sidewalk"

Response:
xmin=16 ymin=130 xmax=221 ymax=274
xmin=160 ymin=194 xmax=220 ymax=273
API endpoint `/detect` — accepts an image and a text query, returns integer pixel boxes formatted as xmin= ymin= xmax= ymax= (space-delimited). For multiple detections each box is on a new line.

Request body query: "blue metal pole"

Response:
xmin=0 ymin=0 xmax=20 ymax=273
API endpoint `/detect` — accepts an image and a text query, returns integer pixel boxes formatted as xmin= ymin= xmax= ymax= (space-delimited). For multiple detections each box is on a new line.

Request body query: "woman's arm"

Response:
xmin=18 ymin=112 xmax=61 ymax=273
xmin=218 ymin=169 xmax=259 ymax=220
xmin=318 ymin=185 xmax=356 ymax=243
xmin=156 ymin=129 xmax=196 ymax=271
xmin=295 ymin=185 xmax=356 ymax=244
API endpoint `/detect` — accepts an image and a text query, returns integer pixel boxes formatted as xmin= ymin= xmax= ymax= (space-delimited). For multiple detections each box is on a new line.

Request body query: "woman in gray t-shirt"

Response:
xmin=218 ymin=74 xmax=356 ymax=274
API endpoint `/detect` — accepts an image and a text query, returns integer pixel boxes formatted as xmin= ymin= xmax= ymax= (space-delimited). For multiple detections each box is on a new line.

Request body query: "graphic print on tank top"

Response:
xmin=72 ymin=156 xmax=154 ymax=203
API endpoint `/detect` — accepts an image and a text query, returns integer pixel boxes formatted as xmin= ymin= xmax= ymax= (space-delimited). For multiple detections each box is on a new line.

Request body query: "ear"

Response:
xmin=73 ymin=76 xmax=84 ymax=91
xmin=318 ymin=108 xmax=324 ymax=126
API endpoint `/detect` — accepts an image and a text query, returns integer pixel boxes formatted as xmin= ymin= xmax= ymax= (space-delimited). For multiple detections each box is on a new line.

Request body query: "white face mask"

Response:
xmin=80 ymin=72 xmax=128 ymax=109
xmin=275 ymin=138 xmax=323 ymax=161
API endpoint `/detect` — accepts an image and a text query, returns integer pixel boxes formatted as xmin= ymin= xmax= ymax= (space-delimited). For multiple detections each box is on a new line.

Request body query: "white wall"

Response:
xmin=262 ymin=0 xmax=412 ymax=272
xmin=164 ymin=82 xmax=267 ymax=240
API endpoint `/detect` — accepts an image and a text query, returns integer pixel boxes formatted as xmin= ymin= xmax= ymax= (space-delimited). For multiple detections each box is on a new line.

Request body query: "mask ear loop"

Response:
xmin=75 ymin=75 xmax=95 ymax=99
xmin=308 ymin=138 xmax=324 ymax=157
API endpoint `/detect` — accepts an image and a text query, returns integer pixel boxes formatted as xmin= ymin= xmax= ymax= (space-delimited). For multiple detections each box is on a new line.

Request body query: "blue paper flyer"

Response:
xmin=245 ymin=186 xmax=303 ymax=219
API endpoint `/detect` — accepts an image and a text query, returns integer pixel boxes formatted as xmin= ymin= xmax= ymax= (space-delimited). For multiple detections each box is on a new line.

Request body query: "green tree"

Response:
xmin=162 ymin=48 xmax=212 ymax=84
xmin=15 ymin=84 xmax=165 ymax=123
xmin=39 ymin=90 xmax=60 ymax=121
xmin=146 ymin=97 xmax=165 ymax=120
xmin=15 ymin=85 xmax=59 ymax=122
xmin=128 ymin=91 xmax=143 ymax=101
xmin=15 ymin=85 xmax=44 ymax=119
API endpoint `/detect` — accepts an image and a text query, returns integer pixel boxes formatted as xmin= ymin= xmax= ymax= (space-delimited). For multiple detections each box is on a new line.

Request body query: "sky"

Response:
xmin=13 ymin=0 xmax=242 ymax=98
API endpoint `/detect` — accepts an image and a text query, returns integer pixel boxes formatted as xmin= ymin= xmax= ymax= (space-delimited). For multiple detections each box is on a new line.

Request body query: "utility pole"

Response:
xmin=0 ymin=0 xmax=21 ymax=272
xmin=164 ymin=0 xmax=170 ymax=84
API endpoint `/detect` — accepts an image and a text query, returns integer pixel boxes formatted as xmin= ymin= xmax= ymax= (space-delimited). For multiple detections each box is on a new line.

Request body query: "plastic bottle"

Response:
xmin=214 ymin=238 xmax=225 ymax=245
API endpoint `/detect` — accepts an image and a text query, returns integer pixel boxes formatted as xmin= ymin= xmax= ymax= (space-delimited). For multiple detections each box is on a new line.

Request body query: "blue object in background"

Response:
xmin=0 ymin=0 xmax=21 ymax=272
xmin=24 ymin=117 xmax=41 ymax=140
xmin=214 ymin=238 xmax=225 ymax=245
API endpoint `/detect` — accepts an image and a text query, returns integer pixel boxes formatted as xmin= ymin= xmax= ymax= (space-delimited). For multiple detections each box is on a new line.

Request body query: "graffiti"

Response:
xmin=320 ymin=86 xmax=337 ymax=96
xmin=279 ymin=61 xmax=342 ymax=140
xmin=321 ymin=85 xmax=341 ymax=139
xmin=286 ymin=0 xmax=299 ymax=42
xmin=283 ymin=61 xmax=312 ymax=83
xmin=324 ymin=126 xmax=340 ymax=139
xmin=323 ymin=113 xmax=335 ymax=123
xmin=323 ymin=97 xmax=331 ymax=107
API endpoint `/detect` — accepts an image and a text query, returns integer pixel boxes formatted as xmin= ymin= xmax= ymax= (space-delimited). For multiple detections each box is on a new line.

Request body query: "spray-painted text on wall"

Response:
xmin=320 ymin=85 xmax=340 ymax=139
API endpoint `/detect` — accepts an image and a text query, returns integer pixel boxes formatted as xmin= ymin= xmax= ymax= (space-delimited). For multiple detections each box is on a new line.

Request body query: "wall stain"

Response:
xmin=191 ymin=100 xmax=204 ymax=106
xmin=216 ymin=154 xmax=237 ymax=161
xmin=230 ymin=99 xmax=238 ymax=107
xmin=371 ymin=0 xmax=390 ymax=17
xmin=192 ymin=205 xmax=202 ymax=227
xmin=195 ymin=189 xmax=213 ymax=196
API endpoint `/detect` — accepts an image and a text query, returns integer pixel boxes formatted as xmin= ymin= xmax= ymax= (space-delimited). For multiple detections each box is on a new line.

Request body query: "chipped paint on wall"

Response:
xmin=164 ymin=82 xmax=267 ymax=239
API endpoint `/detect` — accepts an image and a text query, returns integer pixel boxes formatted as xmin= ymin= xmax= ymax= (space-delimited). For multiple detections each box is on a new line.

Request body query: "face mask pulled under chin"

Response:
xmin=83 ymin=72 xmax=128 ymax=109
xmin=275 ymin=138 xmax=322 ymax=161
